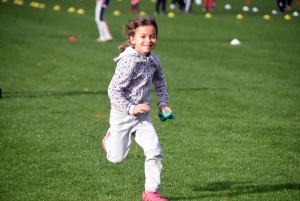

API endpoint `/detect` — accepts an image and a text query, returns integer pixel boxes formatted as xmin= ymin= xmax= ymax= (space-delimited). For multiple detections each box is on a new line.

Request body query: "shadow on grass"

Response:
xmin=176 ymin=87 xmax=228 ymax=91
xmin=169 ymin=182 xmax=300 ymax=200
xmin=0 ymin=90 xmax=107 ymax=98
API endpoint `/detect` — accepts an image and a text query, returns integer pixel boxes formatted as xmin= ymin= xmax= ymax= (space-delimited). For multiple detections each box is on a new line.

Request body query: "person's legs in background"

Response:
xmin=277 ymin=0 xmax=287 ymax=13
xmin=95 ymin=2 xmax=113 ymax=42
xmin=131 ymin=0 xmax=139 ymax=13
xmin=286 ymin=0 xmax=293 ymax=10
xmin=154 ymin=0 xmax=161 ymax=14
xmin=155 ymin=0 xmax=166 ymax=15
xmin=161 ymin=0 xmax=167 ymax=14
xmin=178 ymin=0 xmax=185 ymax=10
xmin=185 ymin=0 xmax=192 ymax=13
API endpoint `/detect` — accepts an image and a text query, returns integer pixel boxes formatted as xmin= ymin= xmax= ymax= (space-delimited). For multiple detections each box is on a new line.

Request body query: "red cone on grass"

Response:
xmin=69 ymin=36 xmax=77 ymax=42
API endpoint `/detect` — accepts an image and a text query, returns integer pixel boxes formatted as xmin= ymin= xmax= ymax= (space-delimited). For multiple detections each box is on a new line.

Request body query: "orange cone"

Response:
xmin=69 ymin=36 xmax=77 ymax=42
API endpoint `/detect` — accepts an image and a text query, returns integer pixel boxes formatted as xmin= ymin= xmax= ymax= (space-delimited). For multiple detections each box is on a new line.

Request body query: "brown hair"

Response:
xmin=118 ymin=16 xmax=158 ymax=52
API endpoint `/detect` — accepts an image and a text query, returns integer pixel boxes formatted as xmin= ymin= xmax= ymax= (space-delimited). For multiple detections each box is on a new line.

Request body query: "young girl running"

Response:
xmin=103 ymin=16 xmax=172 ymax=201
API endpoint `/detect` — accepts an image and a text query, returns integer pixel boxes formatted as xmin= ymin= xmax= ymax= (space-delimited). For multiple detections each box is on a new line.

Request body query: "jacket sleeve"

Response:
xmin=152 ymin=59 xmax=169 ymax=107
xmin=108 ymin=56 xmax=135 ymax=114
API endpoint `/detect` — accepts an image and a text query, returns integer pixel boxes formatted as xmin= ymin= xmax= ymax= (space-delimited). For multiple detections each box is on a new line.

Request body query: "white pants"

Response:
xmin=106 ymin=108 xmax=163 ymax=191
xmin=185 ymin=0 xmax=192 ymax=12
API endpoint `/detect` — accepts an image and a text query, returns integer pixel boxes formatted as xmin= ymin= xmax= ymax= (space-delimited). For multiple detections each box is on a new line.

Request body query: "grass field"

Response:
xmin=1 ymin=0 xmax=300 ymax=200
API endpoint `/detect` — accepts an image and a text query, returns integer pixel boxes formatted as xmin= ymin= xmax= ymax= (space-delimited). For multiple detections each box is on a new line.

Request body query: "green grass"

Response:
xmin=1 ymin=0 xmax=300 ymax=200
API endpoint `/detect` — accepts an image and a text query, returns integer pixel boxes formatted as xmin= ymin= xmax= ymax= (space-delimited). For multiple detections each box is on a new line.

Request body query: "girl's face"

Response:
xmin=130 ymin=25 xmax=157 ymax=56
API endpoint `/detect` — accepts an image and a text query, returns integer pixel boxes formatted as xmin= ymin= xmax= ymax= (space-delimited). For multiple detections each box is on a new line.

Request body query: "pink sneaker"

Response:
xmin=102 ymin=129 xmax=110 ymax=153
xmin=142 ymin=191 xmax=168 ymax=201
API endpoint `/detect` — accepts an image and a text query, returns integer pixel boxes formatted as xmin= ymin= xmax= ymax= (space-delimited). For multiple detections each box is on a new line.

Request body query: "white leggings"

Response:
xmin=185 ymin=0 xmax=192 ymax=12
xmin=95 ymin=1 xmax=105 ymax=22
xmin=106 ymin=108 xmax=163 ymax=191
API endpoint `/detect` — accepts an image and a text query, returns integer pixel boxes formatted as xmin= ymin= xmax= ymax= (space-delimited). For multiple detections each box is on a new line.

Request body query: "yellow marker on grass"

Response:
xmin=236 ymin=14 xmax=243 ymax=19
xmin=263 ymin=14 xmax=270 ymax=20
xmin=205 ymin=13 xmax=212 ymax=19
xmin=77 ymin=8 xmax=85 ymax=14
xmin=284 ymin=14 xmax=291 ymax=20
xmin=53 ymin=5 xmax=60 ymax=11
xmin=168 ymin=12 xmax=175 ymax=18
xmin=39 ymin=3 xmax=45 ymax=9
xmin=139 ymin=11 xmax=146 ymax=16
xmin=113 ymin=10 xmax=121 ymax=16
xmin=68 ymin=7 xmax=76 ymax=13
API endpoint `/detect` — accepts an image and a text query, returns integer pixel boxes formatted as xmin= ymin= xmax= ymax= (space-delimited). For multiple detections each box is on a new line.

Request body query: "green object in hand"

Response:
xmin=158 ymin=109 xmax=175 ymax=121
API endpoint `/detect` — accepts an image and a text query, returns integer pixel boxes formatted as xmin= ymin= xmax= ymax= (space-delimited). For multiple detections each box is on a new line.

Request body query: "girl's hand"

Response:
xmin=160 ymin=105 xmax=172 ymax=116
xmin=133 ymin=104 xmax=150 ymax=115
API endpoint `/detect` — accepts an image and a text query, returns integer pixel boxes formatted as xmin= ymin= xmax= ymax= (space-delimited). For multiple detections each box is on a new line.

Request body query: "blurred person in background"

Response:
xmin=277 ymin=0 xmax=293 ymax=13
xmin=95 ymin=0 xmax=113 ymax=42
xmin=131 ymin=0 xmax=139 ymax=13
xmin=185 ymin=0 xmax=192 ymax=13
xmin=169 ymin=0 xmax=185 ymax=11
xmin=277 ymin=0 xmax=285 ymax=13
xmin=154 ymin=0 xmax=167 ymax=15
xmin=286 ymin=0 xmax=293 ymax=10
xmin=203 ymin=0 xmax=215 ymax=12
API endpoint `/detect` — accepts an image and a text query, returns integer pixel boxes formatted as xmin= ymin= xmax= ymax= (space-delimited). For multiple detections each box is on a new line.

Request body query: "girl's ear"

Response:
xmin=130 ymin=36 xmax=135 ymax=45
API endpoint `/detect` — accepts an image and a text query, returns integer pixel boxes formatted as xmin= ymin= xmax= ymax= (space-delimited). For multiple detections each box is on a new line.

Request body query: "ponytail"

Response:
xmin=118 ymin=40 xmax=133 ymax=52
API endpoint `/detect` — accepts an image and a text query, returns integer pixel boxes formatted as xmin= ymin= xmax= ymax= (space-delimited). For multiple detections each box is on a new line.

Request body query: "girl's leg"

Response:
xmin=105 ymin=109 xmax=134 ymax=164
xmin=134 ymin=115 xmax=163 ymax=191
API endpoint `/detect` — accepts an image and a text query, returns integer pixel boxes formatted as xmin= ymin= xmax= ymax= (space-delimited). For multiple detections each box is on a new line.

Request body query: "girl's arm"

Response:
xmin=152 ymin=58 xmax=169 ymax=105
xmin=108 ymin=57 xmax=135 ymax=114
xmin=160 ymin=105 xmax=172 ymax=115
